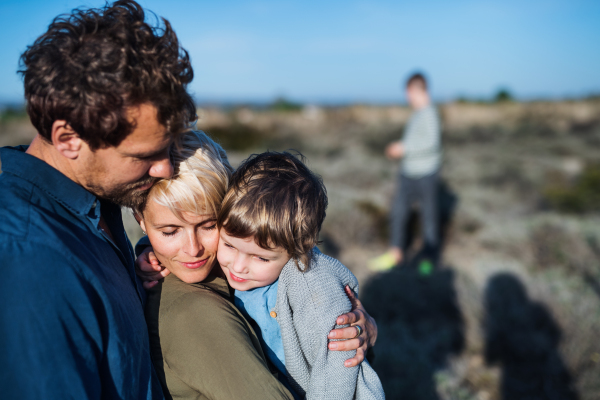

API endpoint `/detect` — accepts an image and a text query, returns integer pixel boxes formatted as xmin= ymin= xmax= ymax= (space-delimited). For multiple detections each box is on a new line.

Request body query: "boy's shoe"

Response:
xmin=368 ymin=252 xmax=397 ymax=271
xmin=418 ymin=259 xmax=434 ymax=276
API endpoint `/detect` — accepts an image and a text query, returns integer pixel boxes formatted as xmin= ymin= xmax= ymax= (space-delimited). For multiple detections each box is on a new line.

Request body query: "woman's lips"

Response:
xmin=181 ymin=258 xmax=209 ymax=270
xmin=229 ymin=271 xmax=247 ymax=282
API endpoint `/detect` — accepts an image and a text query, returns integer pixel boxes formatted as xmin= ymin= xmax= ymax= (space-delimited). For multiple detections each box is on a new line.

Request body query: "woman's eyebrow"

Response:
xmin=152 ymin=224 xmax=180 ymax=229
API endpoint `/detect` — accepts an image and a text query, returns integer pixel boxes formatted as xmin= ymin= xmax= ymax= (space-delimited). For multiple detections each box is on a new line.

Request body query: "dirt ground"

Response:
xmin=2 ymin=100 xmax=599 ymax=399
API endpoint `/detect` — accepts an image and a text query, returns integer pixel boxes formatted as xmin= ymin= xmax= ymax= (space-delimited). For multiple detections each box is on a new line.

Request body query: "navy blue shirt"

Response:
xmin=0 ymin=146 xmax=164 ymax=399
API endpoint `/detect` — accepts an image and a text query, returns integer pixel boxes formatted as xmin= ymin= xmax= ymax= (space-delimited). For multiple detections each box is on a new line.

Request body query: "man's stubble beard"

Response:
xmin=89 ymin=176 xmax=157 ymax=210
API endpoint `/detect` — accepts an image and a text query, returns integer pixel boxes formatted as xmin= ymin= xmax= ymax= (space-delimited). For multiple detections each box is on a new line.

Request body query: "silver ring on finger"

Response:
xmin=352 ymin=325 xmax=363 ymax=339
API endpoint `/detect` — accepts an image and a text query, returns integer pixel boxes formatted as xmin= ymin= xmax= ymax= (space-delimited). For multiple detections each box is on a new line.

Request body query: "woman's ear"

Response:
xmin=51 ymin=120 xmax=82 ymax=160
xmin=138 ymin=219 xmax=147 ymax=235
xmin=134 ymin=211 xmax=148 ymax=235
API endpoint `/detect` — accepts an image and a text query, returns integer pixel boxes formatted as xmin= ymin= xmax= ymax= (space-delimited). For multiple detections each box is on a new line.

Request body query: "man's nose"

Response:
xmin=149 ymin=153 xmax=173 ymax=179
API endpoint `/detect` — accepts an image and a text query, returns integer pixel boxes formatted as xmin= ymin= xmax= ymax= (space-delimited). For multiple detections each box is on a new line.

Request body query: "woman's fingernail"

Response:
xmin=330 ymin=343 xmax=338 ymax=349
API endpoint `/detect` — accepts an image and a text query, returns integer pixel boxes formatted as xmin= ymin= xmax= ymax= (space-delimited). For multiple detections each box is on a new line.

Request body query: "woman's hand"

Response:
xmin=328 ymin=285 xmax=378 ymax=367
xmin=135 ymin=246 xmax=170 ymax=289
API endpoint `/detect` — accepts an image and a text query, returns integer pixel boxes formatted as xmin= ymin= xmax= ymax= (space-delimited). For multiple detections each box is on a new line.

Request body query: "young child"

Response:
xmin=370 ymin=72 xmax=442 ymax=273
xmin=216 ymin=151 xmax=385 ymax=400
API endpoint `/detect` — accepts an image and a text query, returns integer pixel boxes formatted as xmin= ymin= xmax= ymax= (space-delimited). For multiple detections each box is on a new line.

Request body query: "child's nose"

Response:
xmin=231 ymin=255 xmax=248 ymax=274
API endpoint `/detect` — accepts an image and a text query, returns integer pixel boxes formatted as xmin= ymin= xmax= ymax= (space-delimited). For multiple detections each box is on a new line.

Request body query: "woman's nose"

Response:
xmin=183 ymin=232 xmax=202 ymax=256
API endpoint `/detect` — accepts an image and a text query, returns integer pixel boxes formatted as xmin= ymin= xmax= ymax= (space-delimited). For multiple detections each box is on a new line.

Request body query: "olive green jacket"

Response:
xmin=145 ymin=269 xmax=294 ymax=400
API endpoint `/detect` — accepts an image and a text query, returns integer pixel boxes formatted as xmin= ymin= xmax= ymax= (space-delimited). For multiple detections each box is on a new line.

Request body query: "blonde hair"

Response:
xmin=139 ymin=130 xmax=233 ymax=219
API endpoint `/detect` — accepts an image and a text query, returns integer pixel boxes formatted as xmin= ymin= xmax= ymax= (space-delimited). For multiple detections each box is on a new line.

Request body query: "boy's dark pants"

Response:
xmin=390 ymin=170 xmax=440 ymax=264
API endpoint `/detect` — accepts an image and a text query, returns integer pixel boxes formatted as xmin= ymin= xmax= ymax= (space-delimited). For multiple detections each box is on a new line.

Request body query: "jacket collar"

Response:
xmin=0 ymin=145 xmax=97 ymax=217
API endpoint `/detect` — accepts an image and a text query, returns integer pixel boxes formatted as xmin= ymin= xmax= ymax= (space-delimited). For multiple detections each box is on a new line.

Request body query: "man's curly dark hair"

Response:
xmin=19 ymin=0 xmax=196 ymax=150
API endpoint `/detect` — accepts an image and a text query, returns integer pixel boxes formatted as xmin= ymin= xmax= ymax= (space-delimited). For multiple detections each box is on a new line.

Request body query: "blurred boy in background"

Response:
xmin=370 ymin=73 xmax=442 ymax=273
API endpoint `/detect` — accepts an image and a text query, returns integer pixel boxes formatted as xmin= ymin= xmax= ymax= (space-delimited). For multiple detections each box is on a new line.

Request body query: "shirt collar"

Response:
xmin=0 ymin=145 xmax=97 ymax=217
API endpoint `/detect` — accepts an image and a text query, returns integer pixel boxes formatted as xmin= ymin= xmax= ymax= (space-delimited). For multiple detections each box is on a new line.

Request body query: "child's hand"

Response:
xmin=385 ymin=141 xmax=404 ymax=160
xmin=135 ymin=246 xmax=170 ymax=290
xmin=327 ymin=285 xmax=378 ymax=368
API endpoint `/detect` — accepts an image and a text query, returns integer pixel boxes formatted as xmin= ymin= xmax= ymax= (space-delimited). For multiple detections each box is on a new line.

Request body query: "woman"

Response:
xmin=134 ymin=131 xmax=377 ymax=399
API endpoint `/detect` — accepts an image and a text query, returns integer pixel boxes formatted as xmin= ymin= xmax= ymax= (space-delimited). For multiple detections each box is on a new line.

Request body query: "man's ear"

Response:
xmin=51 ymin=120 xmax=82 ymax=160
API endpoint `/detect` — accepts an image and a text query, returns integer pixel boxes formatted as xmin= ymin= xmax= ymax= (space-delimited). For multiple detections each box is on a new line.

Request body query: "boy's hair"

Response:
xmin=218 ymin=151 xmax=328 ymax=271
xmin=406 ymin=72 xmax=428 ymax=91
xmin=19 ymin=0 xmax=196 ymax=150
xmin=135 ymin=130 xmax=234 ymax=219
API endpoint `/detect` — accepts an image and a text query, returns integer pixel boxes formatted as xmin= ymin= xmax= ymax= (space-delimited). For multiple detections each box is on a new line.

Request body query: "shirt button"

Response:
xmin=270 ymin=311 xmax=277 ymax=318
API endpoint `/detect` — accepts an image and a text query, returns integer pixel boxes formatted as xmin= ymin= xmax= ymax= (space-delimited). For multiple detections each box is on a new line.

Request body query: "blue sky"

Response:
xmin=1 ymin=0 xmax=599 ymax=104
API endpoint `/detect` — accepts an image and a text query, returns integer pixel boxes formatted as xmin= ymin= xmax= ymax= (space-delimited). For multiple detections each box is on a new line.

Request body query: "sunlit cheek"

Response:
xmin=151 ymin=235 xmax=180 ymax=263
xmin=216 ymin=250 xmax=229 ymax=266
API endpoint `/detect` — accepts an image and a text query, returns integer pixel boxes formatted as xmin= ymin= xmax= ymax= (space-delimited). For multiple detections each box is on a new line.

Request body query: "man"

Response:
xmin=0 ymin=1 xmax=377 ymax=398
xmin=0 ymin=1 xmax=196 ymax=398
xmin=370 ymin=73 xmax=442 ymax=273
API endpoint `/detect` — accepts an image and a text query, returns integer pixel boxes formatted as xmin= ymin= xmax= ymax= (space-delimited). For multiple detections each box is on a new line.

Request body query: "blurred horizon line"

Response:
xmin=1 ymin=91 xmax=600 ymax=111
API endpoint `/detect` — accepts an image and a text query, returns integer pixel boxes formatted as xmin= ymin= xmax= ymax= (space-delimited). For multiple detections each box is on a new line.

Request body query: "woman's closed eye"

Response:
xmin=203 ymin=223 xmax=217 ymax=231
xmin=161 ymin=229 xmax=179 ymax=237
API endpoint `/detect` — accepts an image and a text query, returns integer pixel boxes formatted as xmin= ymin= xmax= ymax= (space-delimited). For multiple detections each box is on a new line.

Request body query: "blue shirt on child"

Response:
xmin=234 ymin=280 xmax=287 ymax=375
xmin=234 ymin=281 xmax=302 ymax=399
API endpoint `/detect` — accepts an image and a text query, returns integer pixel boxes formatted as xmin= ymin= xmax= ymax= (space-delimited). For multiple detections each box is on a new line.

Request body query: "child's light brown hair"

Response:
xmin=217 ymin=151 xmax=328 ymax=271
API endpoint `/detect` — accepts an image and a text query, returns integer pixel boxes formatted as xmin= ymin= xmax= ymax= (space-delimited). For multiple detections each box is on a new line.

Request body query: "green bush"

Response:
xmin=203 ymin=124 xmax=270 ymax=152
xmin=269 ymin=97 xmax=302 ymax=112
xmin=0 ymin=106 xmax=28 ymax=124
xmin=493 ymin=89 xmax=513 ymax=103
xmin=543 ymin=164 xmax=600 ymax=213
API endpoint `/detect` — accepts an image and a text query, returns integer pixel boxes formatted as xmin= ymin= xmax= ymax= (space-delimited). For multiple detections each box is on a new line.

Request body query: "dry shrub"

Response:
xmin=354 ymin=199 xmax=389 ymax=242
xmin=529 ymin=223 xmax=598 ymax=274
xmin=204 ymin=123 xmax=271 ymax=152
xmin=542 ymin=164 xmax=600 ymax=213
xmin=529 ymin=223 xmax=600 ymax=398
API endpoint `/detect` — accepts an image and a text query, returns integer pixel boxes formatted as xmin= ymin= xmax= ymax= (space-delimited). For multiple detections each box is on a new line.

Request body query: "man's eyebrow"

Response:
xmin=128 ymin=148 xmax=168 ymax=159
